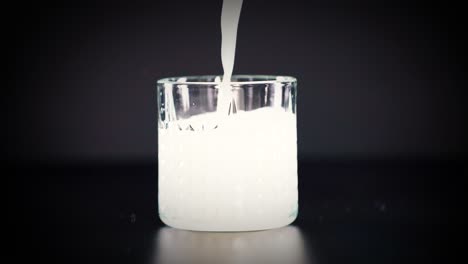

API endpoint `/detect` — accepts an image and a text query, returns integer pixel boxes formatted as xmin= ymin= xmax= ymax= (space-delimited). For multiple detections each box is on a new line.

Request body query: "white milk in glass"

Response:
xmin=158 ymin=108 xmax=298 ymax=231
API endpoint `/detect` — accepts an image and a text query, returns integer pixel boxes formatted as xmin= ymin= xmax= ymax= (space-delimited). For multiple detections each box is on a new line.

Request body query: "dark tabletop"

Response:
xmin=10 ymin=159 xmax=463 ymax=264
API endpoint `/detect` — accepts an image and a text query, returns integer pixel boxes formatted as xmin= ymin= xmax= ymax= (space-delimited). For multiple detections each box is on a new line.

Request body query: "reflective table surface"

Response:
xmin=10 ymin=160 xmax=462 ymax=264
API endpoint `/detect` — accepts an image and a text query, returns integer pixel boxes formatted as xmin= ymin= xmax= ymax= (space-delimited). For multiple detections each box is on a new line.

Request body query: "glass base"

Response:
xmin=159 ymin=215 xmax=298 ymax=232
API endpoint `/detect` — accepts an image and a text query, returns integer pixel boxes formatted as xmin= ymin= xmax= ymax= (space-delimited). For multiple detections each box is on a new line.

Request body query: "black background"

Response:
xmin=6 ymin=0 xmax=466 ymax=160
xmin=6 ymin=0 xmax=466 ymax=263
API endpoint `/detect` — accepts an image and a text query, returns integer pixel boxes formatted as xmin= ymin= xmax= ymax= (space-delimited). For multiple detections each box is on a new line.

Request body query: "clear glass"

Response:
xmin=157 ymin=75 xmax=297 ymax=231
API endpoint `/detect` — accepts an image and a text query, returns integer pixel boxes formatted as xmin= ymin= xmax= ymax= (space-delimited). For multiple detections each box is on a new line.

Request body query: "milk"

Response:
xmin=158 ymin=108 xmax=298 ymax=231
xmin=218 ymin=0 xmax=243 ymax=115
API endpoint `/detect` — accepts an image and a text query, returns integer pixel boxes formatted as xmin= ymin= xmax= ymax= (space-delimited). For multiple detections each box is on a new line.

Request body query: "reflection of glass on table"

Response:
xmin=152 ymin=226 xmax=312 ymax=264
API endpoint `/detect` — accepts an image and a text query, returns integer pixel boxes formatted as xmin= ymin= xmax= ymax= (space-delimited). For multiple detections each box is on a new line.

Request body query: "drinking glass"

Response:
xmin=157 ymin=75 xmax=297 ymax=231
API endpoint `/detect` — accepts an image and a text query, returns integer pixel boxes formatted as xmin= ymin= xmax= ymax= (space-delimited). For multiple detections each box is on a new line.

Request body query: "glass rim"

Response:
xmin=157 ymin=75 xmax=297 ymax=85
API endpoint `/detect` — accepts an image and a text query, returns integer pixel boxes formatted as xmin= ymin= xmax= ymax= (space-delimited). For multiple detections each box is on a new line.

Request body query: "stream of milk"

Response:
xmin=218 ymin=0 xmax=243 ymax=115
